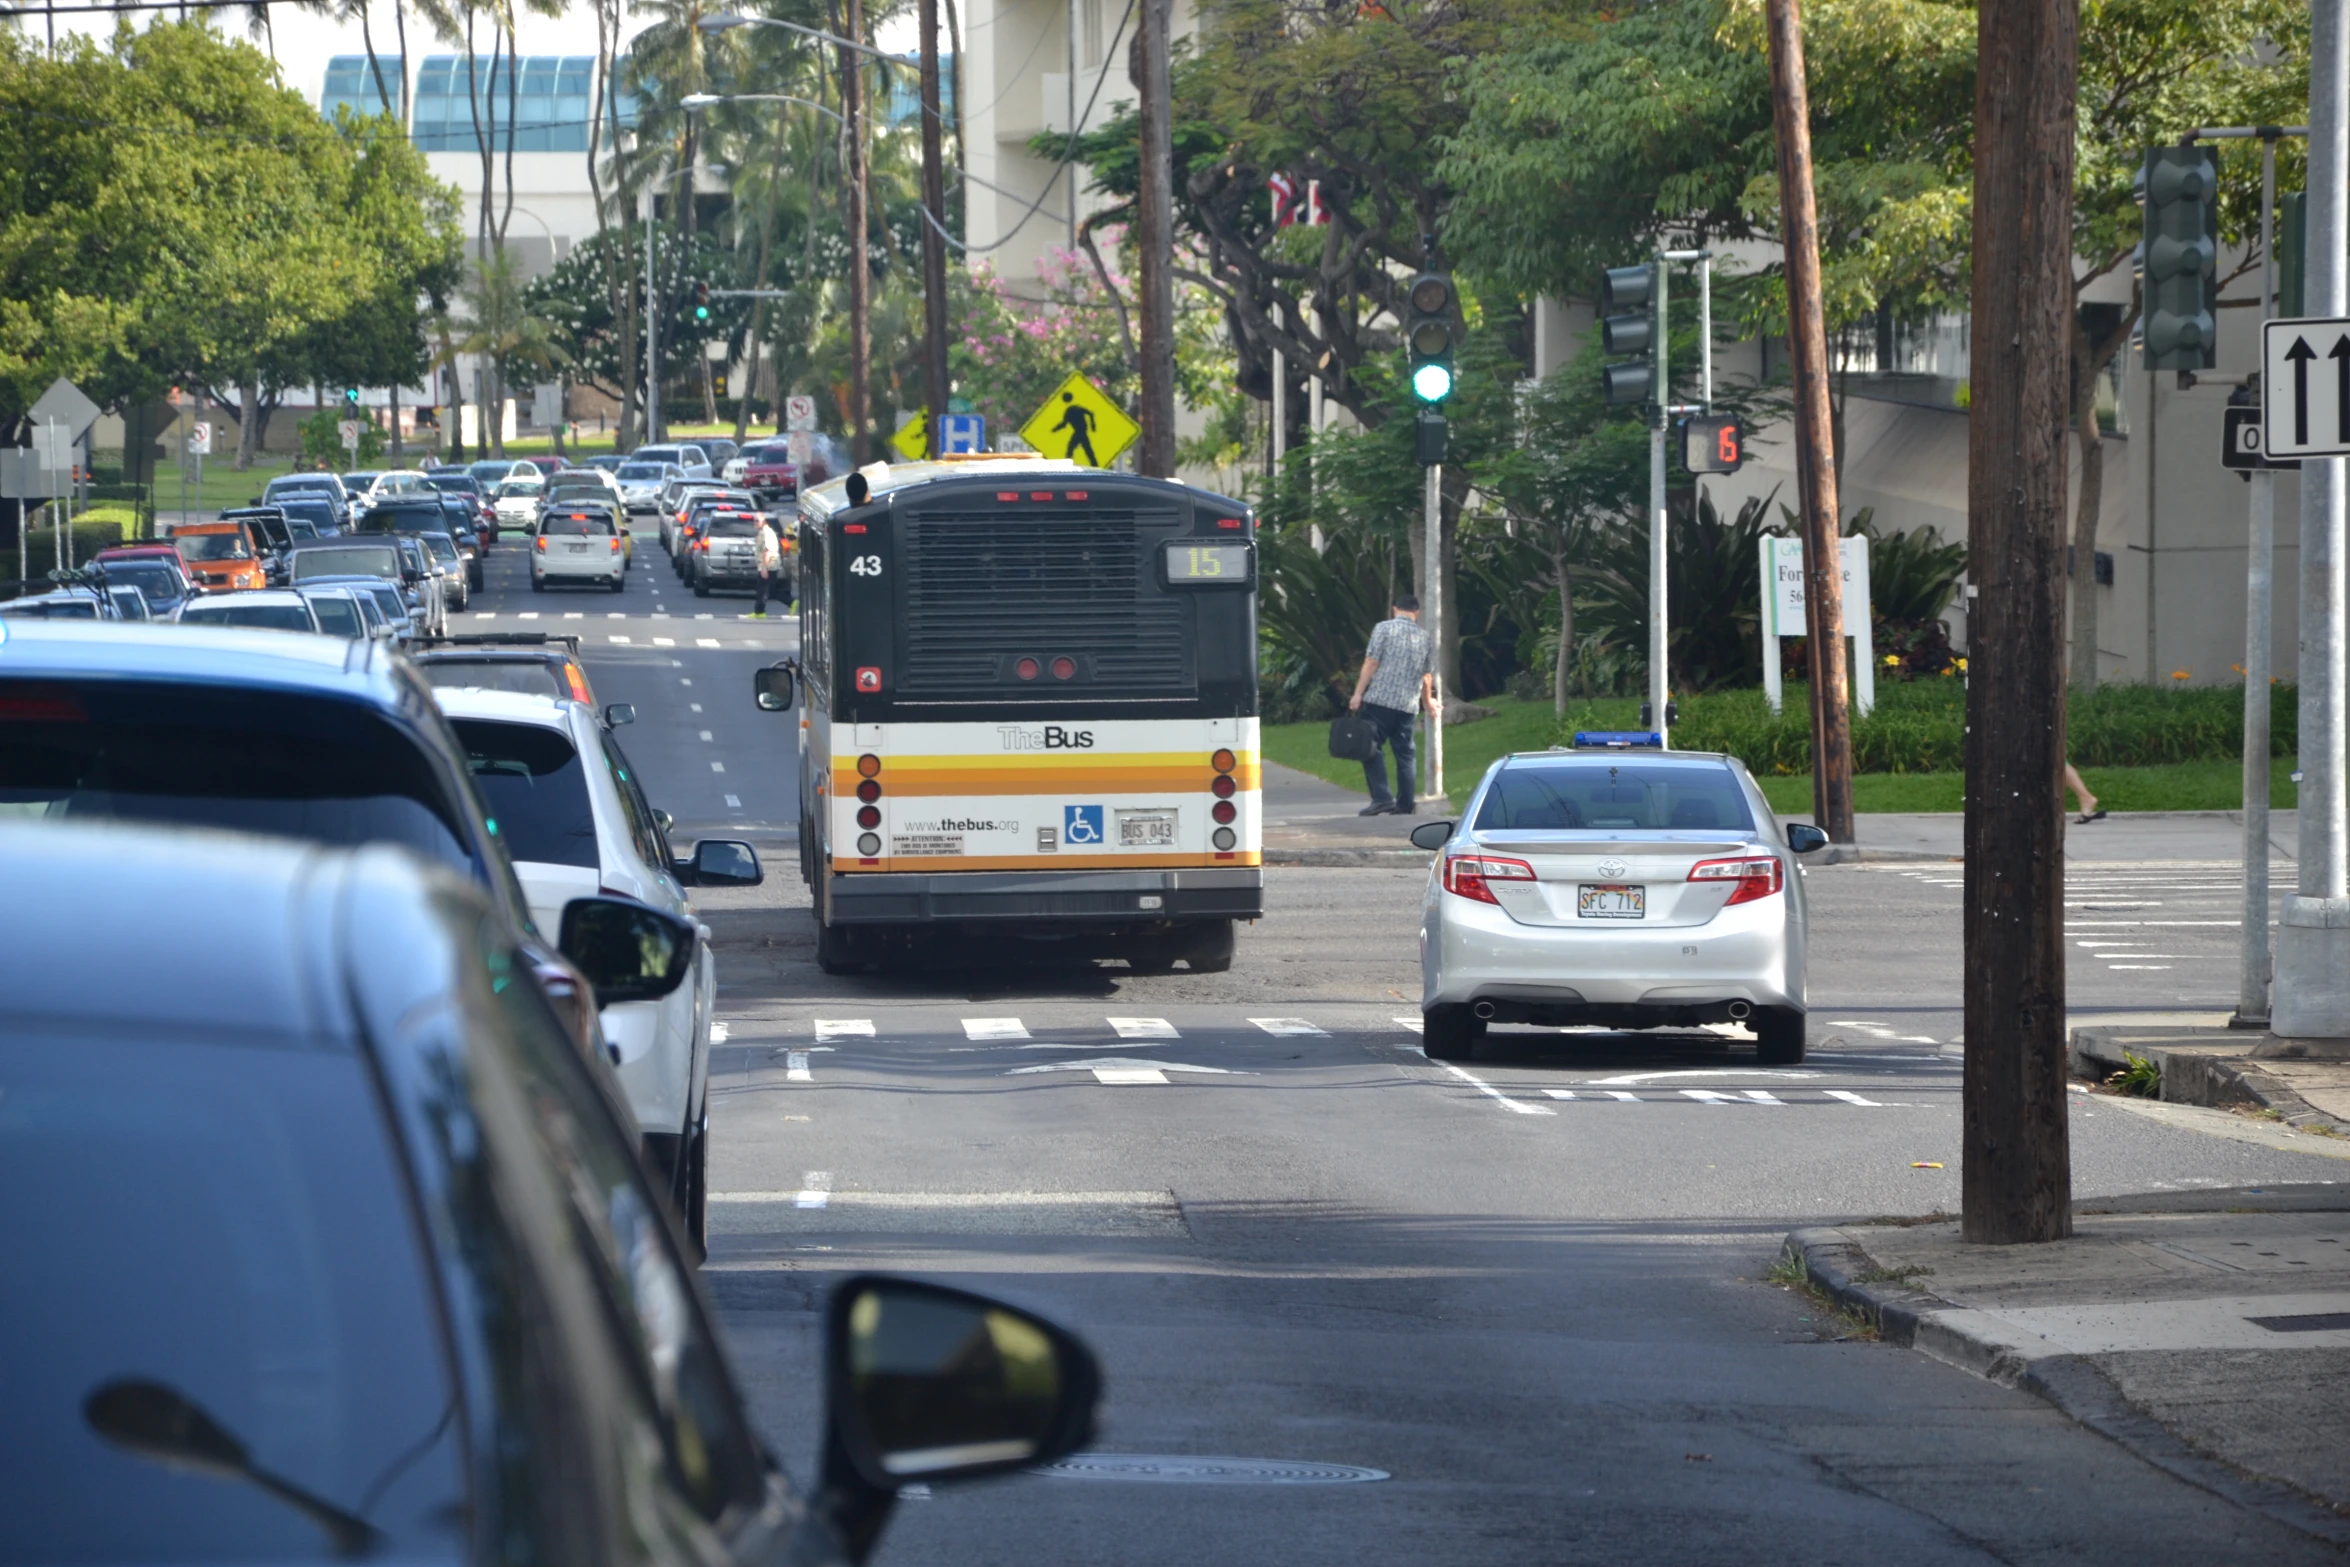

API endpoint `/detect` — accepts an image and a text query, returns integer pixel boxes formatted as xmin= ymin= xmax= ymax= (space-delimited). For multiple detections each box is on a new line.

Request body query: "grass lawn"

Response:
xmin=1265 ymin=698 xmax=2299 ymax=816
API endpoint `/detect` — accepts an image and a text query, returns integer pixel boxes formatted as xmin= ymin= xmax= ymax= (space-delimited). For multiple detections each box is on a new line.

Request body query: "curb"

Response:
xmin=2068 ymin=1027 xmax=2350 ymax=1138
xmin=1263 ymin=847 xmax=1432 ymax=867
xmin=1783 ymin=1228 xmax=2350 ymax=1546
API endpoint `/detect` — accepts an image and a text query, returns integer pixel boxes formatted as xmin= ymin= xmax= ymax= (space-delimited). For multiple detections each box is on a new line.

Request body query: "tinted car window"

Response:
xmin=418 ymin=659 xmax=569 ymax=699
xmin=426 ymin=476 xmax=482 ymax=495
xmin=616 ymin=465 xmax=665 ymax=481
xmin=99 ymin=562 xmax=184 ymax=599
xmin=1473 ymin=762 xmax=1757 ymax=833
xmin=0 ymin=1034 xmax=465 ymax=1562
xmin=181 ymin=601 xmax=316 ymax=632
xmin=706 ymin=516 xmax=759 ymax=538
xmin=278 ymin=500 xmax=337 ymax=533
xmin=293 ymin=546 xmax=400 ymax=581
xmin=0 ymin=680 xmax=474 ymax=868
xmin=358 ymin=503 xmax=444 ymax=535
xmin=307 ymin=594 xmax=365 ymax=638
xmin=451 ymin=718 xmax=599 ymax=869
xmin=363 ymin=584 xmax=410 ymax=623
xmin=0 ymin=597 xmax=101 ymax=619
xmin=419 ymin=534 xmax=461 ymax=565
xmin=541 ymin=514 xmax=614 ymax=537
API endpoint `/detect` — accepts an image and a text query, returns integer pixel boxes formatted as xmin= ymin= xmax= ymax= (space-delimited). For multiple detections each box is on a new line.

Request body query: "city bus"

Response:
xmin=753 ymin=457 xmax=1263 ymax=973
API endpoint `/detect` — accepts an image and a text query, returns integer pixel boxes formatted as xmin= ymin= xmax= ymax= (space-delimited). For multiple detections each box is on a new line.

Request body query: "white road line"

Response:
xmin=700 ymin=730 xmax=714 ymax=741
xmin=1742 ymin=1089 xmax=1787 ymax=1105
xmin=1591 ymin=1069 xmax=1820 ymax=1085
xmin=698 ymin=637 xmax=722 ymax=648
xmin=1250 ymin=1018 xmax=1326 ymax=1036
xmin=1109 ymin=1017 xmax=1179 ymax=1039
xmin=608 ymin=611 xmax=626 ymax=619
xmin=473 ymin=611 xmax=495 ymax=620
xmin=1680 ymin=1089 xmax=1744 ymax=1105
xmin=1544 ymin=1089 xmax=1579 ymax=1100
xmin=725 ymin=794 xmax=742 ymax=808
xmin=796 ymin=1171 xmax=831 ymax=1209
xmin=1432 ymin=1061 xmax=1555 ymax=1115
xmin=690 ymin=703 xmax=704 ymax=713
xmin=697 ymin=613 xmax=715 ymax=620
xmin=710 ymin=1021 xmax=730 ymax=1044
xmin=1604 ymin=1091 xmax=1642 ymax=1102
xmin=1824 ymin=1090 xmax=1887 ymax=1107
xmin=710 ymin=760 xmax=726 ymax=772
xmin=786 ymin=1051 xmax=813 ymax=1081
xmin=964 ymin=1017 xmax=1030 ymax=1040
xmin=1007 ymin=1057 xmax=1239 ymax=1076
xmin=815 ymin=1019 xmax=874 ymax=1041
xmin=1093 ymin=1068 xmax=1169 ymax=1085
xmin=654 ymin=637 xmax=675 ymax=646
xmin=2109 ymin=964 xmax=2175 ymax=969
xmin=517 ymin=611 xmax=539 ymax=619
xmin=563 ymin=612 xmax=583 ymax=620
xmin=609 ymin=635 xmax=631 ymax=644
xmin=1392 ymin=1015 xmax=1424 ymax=1033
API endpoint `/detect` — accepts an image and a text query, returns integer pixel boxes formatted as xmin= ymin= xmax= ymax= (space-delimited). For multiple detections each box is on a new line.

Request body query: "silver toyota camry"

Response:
xmin=1410 ymin=745 xmax=1828 ymax=1063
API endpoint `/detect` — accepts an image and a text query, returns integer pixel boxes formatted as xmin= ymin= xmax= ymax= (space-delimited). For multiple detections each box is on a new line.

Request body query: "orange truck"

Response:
xmin=170 ymin=521 xmax=270 ymax=592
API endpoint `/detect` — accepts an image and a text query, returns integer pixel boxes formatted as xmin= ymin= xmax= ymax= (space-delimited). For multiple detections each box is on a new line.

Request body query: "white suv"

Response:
xmin=431 ymin=687 xmax=763 ymax=1248
xmin=532 ymin=506 xmax=627 ymax=592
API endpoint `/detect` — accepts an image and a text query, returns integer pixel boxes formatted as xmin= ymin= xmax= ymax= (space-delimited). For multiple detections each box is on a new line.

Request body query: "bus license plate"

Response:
xmin=1118 ymin=811 xmax=1176 ymax=847
xmin=1577 ymin=883 xmax=1645 ymax=920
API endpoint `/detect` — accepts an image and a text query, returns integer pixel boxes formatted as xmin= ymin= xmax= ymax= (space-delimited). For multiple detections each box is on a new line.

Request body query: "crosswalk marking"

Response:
xmin=517 ymin=611 xmax=539 ymax=619
xmin=564 ymin=612 xmax=583 ymax=619
xmin=796 ymin=1171 xmax=831 ymax=1209
xmin=1250 ymin=1018 xmax=1326 ymax=1037
xmin=1094 ymin=1067 xmax=1168 ymax=1085
xmin=814 ymin=1019 xmax=874 ymax=1042
xmin=1604 ymin=1091 xmax=1642 ymax=1102
xmin=1681 ymin=1089 xmax=1742 ymax=1105
xmin=964 ymin=1017 xmax=1030 ymax=1040
xmin=474 ymin=611 xmax=495 ymax=620
xmin=609 ymin=634 xmax=631 ymax=644
xmin=1109 ymin=1017 xmax=1178 ymax=1039
xmin=698 ymin=637 xmax=722 ymax=648
xmin=608 ymin=612 xmax=626 ymax=620
xmin=786 ymin=1050 xmax=814 ymax=1081
xmin=1392 ymin=1015 xmax=1424 ymax=1033
xmin=1742 ymin=1089 xmax=1786 ymax=1105
xmin=1824 ymin=1090 xmax=1886 ymax=1107
xmin=654 ymin=637 xmax=675 ymax=646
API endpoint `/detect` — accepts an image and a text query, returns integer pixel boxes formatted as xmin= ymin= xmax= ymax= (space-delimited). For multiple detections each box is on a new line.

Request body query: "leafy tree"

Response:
xmin=525 ymin=223 xmax=750 ymax=412
xmin=453 ymin=247 xmax=567 ymax=455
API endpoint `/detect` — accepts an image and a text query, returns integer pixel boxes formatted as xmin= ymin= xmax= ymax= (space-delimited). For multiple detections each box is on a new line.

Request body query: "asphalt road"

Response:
xmin=465 ymin=527 xmax=2350 ymax=1565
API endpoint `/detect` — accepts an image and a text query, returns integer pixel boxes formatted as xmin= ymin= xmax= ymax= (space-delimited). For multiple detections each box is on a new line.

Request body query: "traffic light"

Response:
xmin=343 ymin=387 xmax=361 ymax=411
xmin=1600 ymin=264 xmax=1653 ymax=405
xmin=2140 ymin=146 xmax=2218 ymax=371
xmin=1680 ymin=413 xmax=1744 ymax=474
xmin=693 ymin=281 xmax=712 ymax=323
xmin=1403 ymin=272 xmax=1456 ymax=402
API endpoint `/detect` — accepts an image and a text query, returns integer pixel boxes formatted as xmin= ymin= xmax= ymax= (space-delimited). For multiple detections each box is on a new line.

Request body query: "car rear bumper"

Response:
xmin=535 ymin=558 xmax=624 ymax=579
xmin=826 ymin=866 xmax=1263 ymax=927
xmin=1422 ymin=890 xmax=1803 ymax=1020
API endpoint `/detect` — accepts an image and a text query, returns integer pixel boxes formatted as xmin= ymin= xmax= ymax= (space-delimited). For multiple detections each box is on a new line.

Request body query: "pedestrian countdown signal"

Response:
xmin=1680 ymin=414 xmax=1744 ymax=475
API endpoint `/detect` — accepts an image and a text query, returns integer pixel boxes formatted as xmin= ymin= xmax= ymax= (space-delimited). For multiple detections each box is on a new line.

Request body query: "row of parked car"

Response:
xmin=1 ymin=610 xmax=1099 ymax=1566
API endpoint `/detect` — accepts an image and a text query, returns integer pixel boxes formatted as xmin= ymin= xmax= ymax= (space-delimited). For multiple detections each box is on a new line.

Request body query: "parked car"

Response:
xmin=1410 ymin=747 xmax=1827 ymax=1062
xmin=90 ymin=547 xmax=200 ymax=619
xmin=176 ymin=589 xmax=323 ymax=633
xmin=0 ymin=820 xmax=1101 ymax=1567
xmin=533 ymin=506 xmax=628 ymax=592
xmin=411 ymin=632 xmax=600 ymax=706
xmin=169 ymin=520 xmax=270 ymax=592
xmin=434 ymin=686 xmax=763 ymax=1242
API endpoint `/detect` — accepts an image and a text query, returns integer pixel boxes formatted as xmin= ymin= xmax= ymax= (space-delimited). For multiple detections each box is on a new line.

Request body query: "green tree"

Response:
xmin=453 ymin=247 xmax=566 ymax=456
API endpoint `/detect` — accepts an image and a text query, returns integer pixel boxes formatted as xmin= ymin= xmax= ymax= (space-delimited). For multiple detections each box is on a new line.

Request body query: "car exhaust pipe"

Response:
xmin=1472 ymin=1001 xmax=1497 ymax=1020
xmin=1726 ymin=1001 xmax=1752 ymax=1021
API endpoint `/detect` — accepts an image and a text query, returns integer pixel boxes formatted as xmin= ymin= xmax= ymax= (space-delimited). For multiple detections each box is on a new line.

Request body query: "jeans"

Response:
xmin=1360 ymin=701 xmax=1417 ymax=808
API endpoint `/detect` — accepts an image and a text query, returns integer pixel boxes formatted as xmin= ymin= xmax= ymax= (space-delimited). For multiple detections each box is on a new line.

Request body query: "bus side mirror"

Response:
xmin=754 ymin=660 xmax=798 ymax=712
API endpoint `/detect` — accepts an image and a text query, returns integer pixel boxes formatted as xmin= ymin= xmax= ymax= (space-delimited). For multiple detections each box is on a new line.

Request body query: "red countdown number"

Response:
xmin=1682 ymin=415 xmax=1744 ymax=475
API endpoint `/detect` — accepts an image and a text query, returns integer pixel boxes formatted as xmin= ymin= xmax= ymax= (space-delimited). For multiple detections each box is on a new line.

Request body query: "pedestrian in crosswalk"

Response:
xmin=751 ymin=515 xmax=782 ymax=619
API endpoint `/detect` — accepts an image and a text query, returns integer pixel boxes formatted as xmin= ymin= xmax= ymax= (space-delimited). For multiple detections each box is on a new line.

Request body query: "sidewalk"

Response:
xmin=1789 ymin=1185 xmax=2350 ymax=1543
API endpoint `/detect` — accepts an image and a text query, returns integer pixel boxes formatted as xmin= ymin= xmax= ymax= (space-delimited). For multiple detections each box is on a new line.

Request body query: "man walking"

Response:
xmin=1347 ymin=594 xmax=1437 ymax=816
xmin=751 ymin=514 xmax=783 ymax=619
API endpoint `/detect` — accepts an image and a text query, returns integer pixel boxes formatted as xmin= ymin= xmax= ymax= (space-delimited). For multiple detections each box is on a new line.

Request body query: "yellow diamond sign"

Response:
xmin=889 ymin=409 xmax=930 ymax=463
xmin=1018 ymin=373 xmax=1139 ymax=468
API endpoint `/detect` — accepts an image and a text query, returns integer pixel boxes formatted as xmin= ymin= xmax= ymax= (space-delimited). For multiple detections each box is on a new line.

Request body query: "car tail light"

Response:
xmin=564 ymin=664 xmax=592 ymax=704
xmin=534 ymin=536 xmax=546 ymax=552
xmin=1212 ymin=799 xmax=1237 ymax=825
xmin=608 ymin=538 xmax=621 ymax=553
xmin=1442 ymin=853 xmax=1536 ymax=905
xmin=695 ymin=538 xmax=709 ymax=552
xmin=1688 ymin=855 xmax=1783 ymax=905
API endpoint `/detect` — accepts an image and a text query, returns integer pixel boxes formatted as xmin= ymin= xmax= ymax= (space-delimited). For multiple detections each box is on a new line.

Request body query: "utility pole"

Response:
xmin=1764 ymin=0 xmax=1856 ymax=844
xmin=2273 ymin=0 xmax=2350 ymax=1043
xmin=1132 ymin=0 xmax=1175 ymax=477
xmin=918 ymin=0 xmax=951 ymax=456
xmin=1961 ymin=0 xmax=2077 ymax=1243
xmin=843 ymin=0 xmax=872 ymax=464
xmin=1648 ymin=257 xmax=1670 ymax=748
xmin=645 ymin=186 xmax=663 ymax=444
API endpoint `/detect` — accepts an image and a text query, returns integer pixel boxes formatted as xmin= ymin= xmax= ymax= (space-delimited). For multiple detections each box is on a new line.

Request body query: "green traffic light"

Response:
xmin=1411 ymin=362 xmax=1453 ymax=402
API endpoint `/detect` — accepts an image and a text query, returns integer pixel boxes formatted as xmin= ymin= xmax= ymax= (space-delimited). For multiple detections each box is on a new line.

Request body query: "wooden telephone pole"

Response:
xmin=917 ymin=0 xmax=950 ymax=454
xmin=1763 ymin=0 xmax=1855 ymax=845
xmin=842 ymin=0 xmax=871 ymax=463
xmin=1962 ymin=0 xmax=2077 ymax=1243
xmin=1132 ymin=0 xmax=1176 ymax=477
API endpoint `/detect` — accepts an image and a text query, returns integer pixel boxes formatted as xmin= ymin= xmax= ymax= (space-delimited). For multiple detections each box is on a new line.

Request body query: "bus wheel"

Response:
xmin=1183 ymin=919 xmax=1236 ymax=974
xmin=814 ymin=920 xmax=864 ymax=975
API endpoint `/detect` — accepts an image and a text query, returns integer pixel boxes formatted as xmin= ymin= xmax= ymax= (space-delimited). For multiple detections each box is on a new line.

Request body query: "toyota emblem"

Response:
xmin=1596 ymin=858 xmax=1628 ymax=878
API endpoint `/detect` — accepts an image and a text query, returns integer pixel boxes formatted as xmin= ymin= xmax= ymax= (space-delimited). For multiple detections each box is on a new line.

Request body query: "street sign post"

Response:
xmin=29 ymin=378 xmax=101 ymax=442
xmin=187 ymin=422 xmax=212 ymax=458
xmin=2263 ymin=317 xmax=2350 ymax=459
xmin=338 ymin=419 xmax=362 ymax=453
xmin=786 ymin=431 xmax=814 ymax=467
xmin=1018 ymin=373 xmax=1140 ymax=468
xmin=1759 ymin=534 xmax=1875 ymax=717
xmin=2223 ymin=405 xmax=2297 ymax=471
xmin=939 ymin=413 xmax=985 ymax=454
xmin=786 ymin=395 xmax=818 ymax=432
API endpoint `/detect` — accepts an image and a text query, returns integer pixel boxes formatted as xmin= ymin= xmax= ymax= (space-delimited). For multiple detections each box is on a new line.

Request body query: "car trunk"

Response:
xmin=1469 ymin=834 xmax=1750 ymax=929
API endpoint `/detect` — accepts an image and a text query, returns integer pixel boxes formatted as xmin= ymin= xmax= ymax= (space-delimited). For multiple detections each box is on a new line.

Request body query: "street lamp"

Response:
xmin=682 ymin=90 xmax=844 ymax=124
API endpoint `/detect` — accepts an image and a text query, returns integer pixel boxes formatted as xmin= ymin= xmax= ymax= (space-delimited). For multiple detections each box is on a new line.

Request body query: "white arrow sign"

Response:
xmin=2264 ymin=317 xmax=2350 ymax=459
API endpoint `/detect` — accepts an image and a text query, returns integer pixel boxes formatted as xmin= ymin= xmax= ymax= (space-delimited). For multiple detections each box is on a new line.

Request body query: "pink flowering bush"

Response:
xmin=954 ymin=247 xmax=1138 ymax=443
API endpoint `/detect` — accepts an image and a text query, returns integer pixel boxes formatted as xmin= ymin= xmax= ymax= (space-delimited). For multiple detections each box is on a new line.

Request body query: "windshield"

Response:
xmin=364 ymin=584 xmax=409 ymax=622
xmin=450 ymin=717 xmax=598 ymax=869
xmin=1472 ymin=761 xmax=1757 ymax=833
xmin=0 ymin=679 xmax=473 ymax=869
xmin=419 ymin=659 xmax=568 ymax=699
xmin=266 ymin=478 xmax=338 ymax=497
xmin=419 ymin=535 xmax=460 ymax=563
xmin=0 ymin=598 xmax=99 ymax=619
xmin=292 ymin=547 xmax=399 ymax=582
xmin=616 ymin=464 xmax=664 ymax=481
xmin=0 ymin=1031 xmax=463 ymax=1562
xmin=174 ymin=532 xmax=251 ymax=562
xmin=467 ymin=462 xmax=517 ymax=481
xmin=496 ymin=481 xmax=540 ymax=499
xmin=181 ymin=602 xmax=315 ymax=632
xmin=101 ymin=562 xmax=182 ymax=595
xmin=424 ymin=477 xmax=479 ymax=496
xmin=306 ymin=594 xmax=364 ymax=638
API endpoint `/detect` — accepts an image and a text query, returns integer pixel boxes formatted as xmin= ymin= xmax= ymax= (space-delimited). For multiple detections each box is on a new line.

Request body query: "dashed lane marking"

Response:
xmin=609 ymin=635 xmax=631 ymax=644
xmin=1094 ymin=1068 xmax=1168 ymax=1085
xmin=710 ymin=1021 xmax=730 ymax=1044
xmin=814 ymin=1019 xmax=874 ymax=1041
xmin=698 ymin=638 xmax=722 ymax=648
xmin=725 ymin=794 xmax=742 ymax=808
xmin=964 ymin=1017 xmax=1031 ymax=1040
xmin=1250 ymin=1018 xmax=1326 ymax=1037
xmin=710 ymin=761 xmax=726 ymax=773
xmin=1007 ymin=1057 xmax=1242 ymax=1079
xmin=1109 ymin=1017 xmax=1179 ymax=1039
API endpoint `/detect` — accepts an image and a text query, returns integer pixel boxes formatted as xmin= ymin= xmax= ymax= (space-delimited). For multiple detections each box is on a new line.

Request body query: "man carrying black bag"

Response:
xmin=1346 ymin=594 xmax=1436 ymax=816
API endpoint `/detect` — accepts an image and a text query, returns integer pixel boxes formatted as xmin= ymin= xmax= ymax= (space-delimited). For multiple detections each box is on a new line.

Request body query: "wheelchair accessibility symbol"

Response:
xmin=1064 ymin=805 xmax=1105 ymax=846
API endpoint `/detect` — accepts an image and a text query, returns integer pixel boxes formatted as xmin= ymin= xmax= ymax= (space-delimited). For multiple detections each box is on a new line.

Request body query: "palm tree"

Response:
xmin=454 ymin=247 xmax=567 ymax=456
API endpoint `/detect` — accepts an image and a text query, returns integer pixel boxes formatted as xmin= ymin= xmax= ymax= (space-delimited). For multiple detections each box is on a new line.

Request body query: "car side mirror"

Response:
xmin=557 ymin=896 xmax=696 ymax=1004
xmin=754 ymin=660 xmax=799 ymax=712
xmin=682 ymin=839 xmax=762 ymax=888
xmin=604 ymin=702 xmax=636 ymax=726
xmin=1408 ymin=821 xmax=1455 ymax=851
xmin=1787 ymin=824 xmax=1830 ymax=854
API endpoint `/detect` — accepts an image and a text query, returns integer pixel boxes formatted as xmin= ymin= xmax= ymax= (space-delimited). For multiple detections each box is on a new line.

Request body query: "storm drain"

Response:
xmin=1030 ymin=1454 xmax=1388 ymax=1485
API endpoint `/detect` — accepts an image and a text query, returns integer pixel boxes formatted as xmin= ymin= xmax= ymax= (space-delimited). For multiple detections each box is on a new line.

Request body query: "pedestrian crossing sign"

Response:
xmin=1018 ymin=372 xmax=1139 ymax=468
xmin=890 ymin=409 xmax=930 ymax=463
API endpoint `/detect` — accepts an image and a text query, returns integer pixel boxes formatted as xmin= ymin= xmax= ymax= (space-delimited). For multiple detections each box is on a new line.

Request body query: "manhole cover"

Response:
xmin=1031 ymin=1454 xmax=1389 ymax=1485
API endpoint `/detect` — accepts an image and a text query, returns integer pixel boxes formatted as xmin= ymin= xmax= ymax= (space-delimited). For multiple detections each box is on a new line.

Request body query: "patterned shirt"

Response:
xmin=1362 ymin=615 xmax=1433 ymax=712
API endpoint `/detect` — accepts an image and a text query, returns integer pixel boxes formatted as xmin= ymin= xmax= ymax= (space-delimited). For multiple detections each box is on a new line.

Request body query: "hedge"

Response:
xmin=1560 ymin=679 xmax=2296 ymax=775
xmin=5 ymin=516 xmax=128 ymax=587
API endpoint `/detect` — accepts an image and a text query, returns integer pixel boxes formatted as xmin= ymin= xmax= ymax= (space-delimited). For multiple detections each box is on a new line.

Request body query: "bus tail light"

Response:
xmin=1689 ymin=855 xmax=1782 ymax=905
xmin=1050 ymin=656 xmax=1076 ymax=680
xmin=856 ymin=805 xmax=881 ymax=829
xmin=856 ymin=754 xmax=882 ymax=778
xmin=1212 ymin=800 xmax=1237 ymax=825
xmin=856 ymin=832 xmax=881 ymax=856
xmin=1211 ymin=748 xmax=1236 ymax=773
xmin=855 ymin=779 xmax=881 ymax=803
xmin=1014 ymin=656 xmax=1040 ymax=681
xmin=1211 ymin=774 xmax=1237 ymax=799
xmin=1442 ymin=853 xmax=1535 ymax=905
